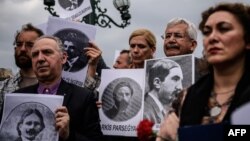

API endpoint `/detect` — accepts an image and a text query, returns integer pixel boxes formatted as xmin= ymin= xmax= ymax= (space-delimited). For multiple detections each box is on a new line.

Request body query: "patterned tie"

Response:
xmin=43 ymin=88 xmax=51 ymax=94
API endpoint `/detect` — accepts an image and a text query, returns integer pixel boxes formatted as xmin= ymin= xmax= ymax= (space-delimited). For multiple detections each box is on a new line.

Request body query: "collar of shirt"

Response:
xmin=37 ymin=79 xmax=61 ymax=94
xmin=148 ymin=92 xmax=165 ymax=113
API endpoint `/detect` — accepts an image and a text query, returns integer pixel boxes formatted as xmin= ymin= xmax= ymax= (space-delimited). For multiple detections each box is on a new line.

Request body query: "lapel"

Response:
xmin=146 ymin=94 xmax=163 ymax=118
xmin=26 ymin=84 xmax=39 ymax=93
xmin=56 ymin=80 xmax=72 ymax=106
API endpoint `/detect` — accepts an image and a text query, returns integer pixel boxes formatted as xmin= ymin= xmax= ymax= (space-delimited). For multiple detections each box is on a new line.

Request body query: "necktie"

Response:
xmin=43 ymin=88 xmax=51 ymax=94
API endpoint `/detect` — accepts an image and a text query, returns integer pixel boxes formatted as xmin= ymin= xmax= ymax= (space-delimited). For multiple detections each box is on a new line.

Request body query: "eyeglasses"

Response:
xmin=161 ymin=32 xmax=187 ymax=40
xmin=15 ymin=41 xmax=34 ymax=49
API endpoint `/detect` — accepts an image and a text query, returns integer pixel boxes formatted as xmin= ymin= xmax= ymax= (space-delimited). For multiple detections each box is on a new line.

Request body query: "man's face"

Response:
xmin=158 ymin=67 xmax=183 ymax=105
xmin=113 ymin=53 xmax=130 ymax=69
xmin=115 ymin=86 xmax=132 ymax=111
xmin=163 ymin=23 xmax=196 ymax=57
xmin=63 ymin=40 xmax=78 ymax=61
xmin=130 ymin=36 xmax=155 ymax=65
xmin=115 ymin=86 xmax=132 ymax=103
xmin=31 ymin=38 xmax=67 ymax=83
xmin=14 ymin=31 xmax=39 ymax=69
xmin=19 ymin=113 xmax=43 ymax=140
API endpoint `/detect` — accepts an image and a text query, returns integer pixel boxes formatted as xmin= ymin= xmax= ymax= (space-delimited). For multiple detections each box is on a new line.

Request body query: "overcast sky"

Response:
xmin=0 ymin=0 xmax=249 ymax=73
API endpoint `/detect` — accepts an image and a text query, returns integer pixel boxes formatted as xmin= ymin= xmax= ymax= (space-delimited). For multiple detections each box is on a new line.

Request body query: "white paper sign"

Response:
xmin=231 ymin=102 xmax=250 ymax=125
xmin=99 ymin=69 xmax=145 ymax=137
xmin=0 ymin=93 xmax=64 ymax=141
xmin=54 ymin=0 xmax=92 ymax=21
xmin=144 ymin=54 xmax=194 ymax=131
xmin=47 ymin=16 xmax=96 ymax=87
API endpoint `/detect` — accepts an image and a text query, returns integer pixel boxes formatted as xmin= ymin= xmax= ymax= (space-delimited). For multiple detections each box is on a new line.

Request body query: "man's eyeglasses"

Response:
xmin=15 ymin=41 xmax=34 ymax=49
xmin=161 ymin=32 xmax=187 ymax=40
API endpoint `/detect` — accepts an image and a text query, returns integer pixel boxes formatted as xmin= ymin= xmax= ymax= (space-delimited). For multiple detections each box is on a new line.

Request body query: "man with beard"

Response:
xmin=105 ymin=81 xmax=133 ymax=121
xmin=0 ymin=23 xmax=43 ymax=118
xmin=144 ymin=59 xmax=183 ymax=124
xmin=0 ymin=24 xmax=106 ymax=120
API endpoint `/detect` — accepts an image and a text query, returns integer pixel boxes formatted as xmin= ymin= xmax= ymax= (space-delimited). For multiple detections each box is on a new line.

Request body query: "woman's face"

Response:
xmin=202 ymin=11 xmax=246 ymax=65
xmin=129 ymin=35 xmax=155 ymax=66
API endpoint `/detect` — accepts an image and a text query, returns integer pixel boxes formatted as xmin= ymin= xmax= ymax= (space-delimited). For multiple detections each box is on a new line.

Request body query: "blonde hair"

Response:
xmin=129 ymin=28 xmax=156 ymax=48
xmin=0 ymin=68 xmax=13 ymax=80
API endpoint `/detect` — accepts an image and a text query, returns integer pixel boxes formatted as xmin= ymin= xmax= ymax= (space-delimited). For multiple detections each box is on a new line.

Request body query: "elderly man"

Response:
xmin=14 ymin=35 xmax=103 ymax=141
xmin=162 ymin=18 xmax=205 ymax=81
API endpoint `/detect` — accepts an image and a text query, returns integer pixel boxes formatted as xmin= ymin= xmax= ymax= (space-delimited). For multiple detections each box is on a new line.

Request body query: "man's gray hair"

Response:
xmin=166 ymin=17 xmax=197 ymax=40
xmin=35 ymin=35 xmax=65 ymax=52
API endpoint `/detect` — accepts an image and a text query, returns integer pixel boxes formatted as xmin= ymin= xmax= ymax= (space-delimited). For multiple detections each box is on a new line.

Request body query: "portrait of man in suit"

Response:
xmin=54 ymin=28 xmax=89 ymax=72
xmin=144 ymin=59 xmax=183 ymax=124
xmin=16 ymin=108 xmax=45 ymax=141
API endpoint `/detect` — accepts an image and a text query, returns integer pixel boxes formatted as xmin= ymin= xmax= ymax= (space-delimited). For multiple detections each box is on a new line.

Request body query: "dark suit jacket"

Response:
xmin=64 ymin=59 xmax=88 ymax=72
xmin=14 ymin=80 xmax=103 ymax=141
xmin=15 ymin=137 xmax=22 ymax=141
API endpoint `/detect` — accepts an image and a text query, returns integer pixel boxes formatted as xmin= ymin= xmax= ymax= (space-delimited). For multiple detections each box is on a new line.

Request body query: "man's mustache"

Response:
xmin=17 ymin=52 xmax=30 ymax=59
xmin=169 ymin=88 xmax=182 ymax=103
xmin=26 ymin=128 xmax=37 ymax=136
xmin=167 ymin=44 xmax=180 ymax=49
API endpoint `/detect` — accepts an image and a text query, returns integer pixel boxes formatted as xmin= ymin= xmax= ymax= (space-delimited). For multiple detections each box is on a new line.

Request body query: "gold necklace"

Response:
xmin=213 ymin=88 xmax=235 ymax=95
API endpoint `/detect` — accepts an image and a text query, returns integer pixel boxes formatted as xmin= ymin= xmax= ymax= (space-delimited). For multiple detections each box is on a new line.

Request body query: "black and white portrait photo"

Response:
xmin=0 ymin=102 xmax=57 ymax=141
xmin=143 ymin=55 xmax=193 ymax=126
xmin=102 ymin=77 xmax=142 ymax=122
xmin=0 ymin=94 xmax=63 ymax=141
xmin=46 ymin=17 xmax=96 ymax=87
xmin=58 ymin=0 xmax=84 ymax=11
xmin=53 ymin=0 xmax=92 ymax=21
xmin=99 ymin=69 xmax=145 ymax=136
xmin=54 ymin=28 xmax=89 ymax=72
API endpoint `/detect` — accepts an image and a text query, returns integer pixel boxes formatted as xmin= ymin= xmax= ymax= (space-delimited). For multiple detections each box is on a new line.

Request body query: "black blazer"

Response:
xmin=14 ymin=80 xmax=103 ymax=141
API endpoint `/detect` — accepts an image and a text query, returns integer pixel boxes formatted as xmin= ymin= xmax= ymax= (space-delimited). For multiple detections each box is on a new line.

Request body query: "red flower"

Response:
xmin=137 ymin=119 xmax=156 ymax=141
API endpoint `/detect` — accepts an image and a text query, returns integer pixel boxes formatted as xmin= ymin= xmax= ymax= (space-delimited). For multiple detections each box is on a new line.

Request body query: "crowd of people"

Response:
xmin=0 ymin=2 xmax=250 ymax=141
